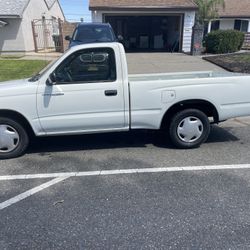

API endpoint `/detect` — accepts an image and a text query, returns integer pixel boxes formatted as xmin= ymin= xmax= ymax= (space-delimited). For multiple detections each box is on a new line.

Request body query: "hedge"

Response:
xmin=204 ymin=30 xmax=245 ymax=54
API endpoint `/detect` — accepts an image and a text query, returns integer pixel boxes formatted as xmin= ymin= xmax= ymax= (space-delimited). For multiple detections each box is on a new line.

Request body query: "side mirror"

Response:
xmin=65 ymin=35 xmax=71 ymax=41
xmin=46 ymin=72 xmax=56 ymax=86
xmin=117 ymin=35 xmax=124 ymax=43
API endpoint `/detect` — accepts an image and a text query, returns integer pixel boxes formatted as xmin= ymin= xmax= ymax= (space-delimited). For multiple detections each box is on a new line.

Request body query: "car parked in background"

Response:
xmin=65 ymin=23 xmax=120 ymax=48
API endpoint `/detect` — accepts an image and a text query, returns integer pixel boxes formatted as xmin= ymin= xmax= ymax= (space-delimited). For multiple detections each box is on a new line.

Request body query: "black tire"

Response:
xmin=0 ymin=117 xmax=29 ymax=159
xmin=169 ymin=109 xmax=210 ymax=149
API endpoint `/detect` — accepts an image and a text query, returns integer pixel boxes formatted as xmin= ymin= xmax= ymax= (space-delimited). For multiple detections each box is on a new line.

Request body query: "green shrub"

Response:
xmin=204 ymin=30 xmax=245 ymax=54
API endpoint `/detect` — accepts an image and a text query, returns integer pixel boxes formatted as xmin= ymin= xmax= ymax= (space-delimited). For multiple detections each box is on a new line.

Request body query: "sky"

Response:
xmin=59 ymin=0 xmax=91 ymax=22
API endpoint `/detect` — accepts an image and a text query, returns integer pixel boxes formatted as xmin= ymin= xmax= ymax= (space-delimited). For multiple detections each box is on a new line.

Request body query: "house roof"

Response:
xmin=0 ymin=0 xmax=60 ymax=18
xmin=89 ymin=0 xmax=198 ymax=11
xmin=45 ymin=0 xmax=57 ymax=9
xmin=218 ymin=0 xmax=250 ymax=18
xmin=0 ymin=0 xmax=30 ymax=17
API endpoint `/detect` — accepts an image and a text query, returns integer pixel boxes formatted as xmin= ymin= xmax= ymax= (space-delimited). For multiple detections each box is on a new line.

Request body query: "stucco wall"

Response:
xmin=92 ymin=10 xmax=195 ymax=52
xmin=0 ymin=18 xmax=25 ymax=52
xmin=47 ymin=1 xmax=65 ymax=20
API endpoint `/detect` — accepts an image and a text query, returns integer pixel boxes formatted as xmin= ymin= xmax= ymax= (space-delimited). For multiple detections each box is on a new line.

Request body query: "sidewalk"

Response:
xmin=21 ymin=51 xmax=62 ymax=61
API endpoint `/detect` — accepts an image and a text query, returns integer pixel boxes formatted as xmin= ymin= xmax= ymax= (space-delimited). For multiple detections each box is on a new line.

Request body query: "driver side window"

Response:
xmin=54 ymin=48 xmax=116 ymax=84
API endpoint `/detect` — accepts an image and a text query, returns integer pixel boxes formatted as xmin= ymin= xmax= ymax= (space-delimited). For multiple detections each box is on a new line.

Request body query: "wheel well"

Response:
xmin=0 ymin=110 xmax=35 ymax=137
xmin=161 ymin=100 xmax=219 ymax=129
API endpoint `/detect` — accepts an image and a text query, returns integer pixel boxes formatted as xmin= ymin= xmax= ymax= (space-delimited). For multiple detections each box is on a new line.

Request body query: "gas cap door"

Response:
xmin=161 ymin=91 xmax=176 ymax=103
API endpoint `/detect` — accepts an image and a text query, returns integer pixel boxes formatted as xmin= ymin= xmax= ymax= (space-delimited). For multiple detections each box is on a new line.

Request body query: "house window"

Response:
xmin=211 ymin=20 xmax=220 ymax=31
xmin=234 ymin=20 xmax=249 ymax=32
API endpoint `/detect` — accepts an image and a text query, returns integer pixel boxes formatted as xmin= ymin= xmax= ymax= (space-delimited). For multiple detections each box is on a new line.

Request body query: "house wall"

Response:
xmin=219 ymin=19 xmax=234 ymax=30
xmin=0 ymin=18 xmax=25 ymax=53
xmin=92 ymin=10 xmax=195 ymax=52
xmin=47 ymin=1 xmax=65 ymax=20
xmin=219 ymin=19 xmax=250 ymax=32
xmin=208 ymin=18 xmax=250 ymax=33
xmin=0 ymin=0 xmax=65 ymax=53
xmin=22 ymin=0 xmax=65 ymax=52
xmin=182 ymin=11 xmax=195 ymax=52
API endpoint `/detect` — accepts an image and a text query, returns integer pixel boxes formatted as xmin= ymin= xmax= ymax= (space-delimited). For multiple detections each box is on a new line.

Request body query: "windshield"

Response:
xmin=28 ymin=54 xmax=64 ymax=82
xmin=72 ymin=25 xmax=115 ymax=43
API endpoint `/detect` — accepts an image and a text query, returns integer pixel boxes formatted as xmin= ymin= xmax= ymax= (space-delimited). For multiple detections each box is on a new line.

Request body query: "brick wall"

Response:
xmin=61 ymin=22 xmax=78 ymax=51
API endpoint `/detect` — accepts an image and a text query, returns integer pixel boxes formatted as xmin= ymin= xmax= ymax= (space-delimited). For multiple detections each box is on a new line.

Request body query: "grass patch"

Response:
xmin=204 ymin=53 xmax=250 ymax=73
xmin=0 ymin=60 xmax=49 ymax=82
xmin=234 ymin=54 xmax=250 ymax=62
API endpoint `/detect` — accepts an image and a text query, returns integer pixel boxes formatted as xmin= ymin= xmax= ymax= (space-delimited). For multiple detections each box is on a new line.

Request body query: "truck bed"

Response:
xmin=128 ymin=71 xmax=246 ymax=82
xmin=128 ymin=70 xmax=250 ymax=130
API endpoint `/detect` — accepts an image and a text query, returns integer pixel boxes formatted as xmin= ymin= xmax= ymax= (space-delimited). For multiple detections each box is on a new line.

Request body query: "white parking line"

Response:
xmin=0 ymin=164 xmax=250 ymax=181
xmin=1 ymin=164 xmax=250 ymax=211
xmin=0 ymin=177 xmax=69 ymax=211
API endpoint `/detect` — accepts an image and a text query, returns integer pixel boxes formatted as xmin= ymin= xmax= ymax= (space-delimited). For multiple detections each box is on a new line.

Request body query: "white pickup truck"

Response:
xmin=1 ymin=42 xmax=250 ymax=159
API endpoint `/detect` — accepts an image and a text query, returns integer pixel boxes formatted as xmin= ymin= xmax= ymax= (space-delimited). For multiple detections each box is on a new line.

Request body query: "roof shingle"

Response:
xmin=0 ymin=0 xmax=30 ymax=17
xmin=89 ymin=0 xmax=198 ymax=10
xmin=0 ymin=0 xmax=58 ymax=17
xmin=218 ymin=0 xmax=250 ymax=18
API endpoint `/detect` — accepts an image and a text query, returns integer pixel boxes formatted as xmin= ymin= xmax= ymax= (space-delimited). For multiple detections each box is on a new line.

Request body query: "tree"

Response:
xmin=194 ymin=0 xmax=225 ymax=25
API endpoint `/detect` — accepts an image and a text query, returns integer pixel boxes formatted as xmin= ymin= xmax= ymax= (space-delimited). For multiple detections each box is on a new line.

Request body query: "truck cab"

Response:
xmin=37 ymin=43 xmax=130 ymax=134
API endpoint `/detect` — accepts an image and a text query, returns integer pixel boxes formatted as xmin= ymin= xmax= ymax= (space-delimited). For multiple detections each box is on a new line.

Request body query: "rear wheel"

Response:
xmin=0 ymin=118 xmax=29 ymax=159
xmin=169 ymin=109 xmax=210 ymax=149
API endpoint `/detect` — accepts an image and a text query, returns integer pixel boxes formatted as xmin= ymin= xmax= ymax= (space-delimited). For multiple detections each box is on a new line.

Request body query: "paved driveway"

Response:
xmin=127 ymin=53 xmax=224 ymax=74
xmin=21 ymin=51 xmax=225 ymax=74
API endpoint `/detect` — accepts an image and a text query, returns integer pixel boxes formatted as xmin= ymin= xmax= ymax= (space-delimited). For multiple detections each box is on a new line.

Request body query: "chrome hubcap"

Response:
xmin=177 ymin=116 xmax=203 ymax=143
xmin=0 ymin=125 xmax=20 ymax=153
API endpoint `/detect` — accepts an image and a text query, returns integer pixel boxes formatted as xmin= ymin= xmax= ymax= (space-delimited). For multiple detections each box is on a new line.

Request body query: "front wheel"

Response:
xmin=169 ymin=109 xmax=210 ymax=149
xmin=0 ymin=118 xmax=29 ymax=159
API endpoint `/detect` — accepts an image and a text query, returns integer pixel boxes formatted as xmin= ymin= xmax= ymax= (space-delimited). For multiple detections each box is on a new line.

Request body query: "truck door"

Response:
xmin=37 ymin=46 xmax=126 ymax=134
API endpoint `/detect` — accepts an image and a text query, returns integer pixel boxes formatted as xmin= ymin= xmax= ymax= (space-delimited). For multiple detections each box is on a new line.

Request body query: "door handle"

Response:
xmin=105 ymin=90 xmax=117 ymax=96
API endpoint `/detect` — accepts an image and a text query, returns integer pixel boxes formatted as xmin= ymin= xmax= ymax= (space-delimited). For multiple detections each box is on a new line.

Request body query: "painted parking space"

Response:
xmin=1 ymin=163 xmax=250 ymax=211
xmin=1 ymin=123 xmax=250 ymax=177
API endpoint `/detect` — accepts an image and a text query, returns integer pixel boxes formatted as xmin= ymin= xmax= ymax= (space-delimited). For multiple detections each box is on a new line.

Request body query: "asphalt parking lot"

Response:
xmin=1 ymin=118 xmax=250 ymax=249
